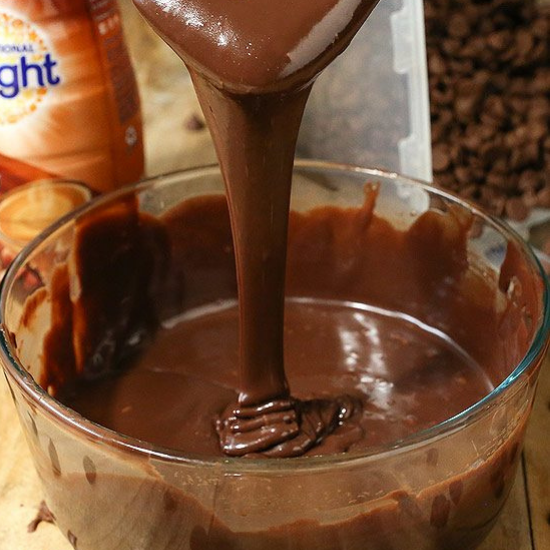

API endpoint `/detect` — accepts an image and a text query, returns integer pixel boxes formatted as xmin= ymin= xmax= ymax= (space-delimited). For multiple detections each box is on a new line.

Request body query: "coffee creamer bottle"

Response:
xmin=0 ymin=0 xmax=144 ymax=274
xmin=0 ymin=0 xmax=144 ymax=191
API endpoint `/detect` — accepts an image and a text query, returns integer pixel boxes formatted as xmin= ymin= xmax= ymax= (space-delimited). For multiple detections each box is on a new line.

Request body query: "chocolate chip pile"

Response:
xmin=425 ymin=0 xmax=549 ymax=220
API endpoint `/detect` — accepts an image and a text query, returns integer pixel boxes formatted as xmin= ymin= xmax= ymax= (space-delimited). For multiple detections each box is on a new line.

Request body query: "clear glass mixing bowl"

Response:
xmin=1 ymin=161 xmax=548 ymax=550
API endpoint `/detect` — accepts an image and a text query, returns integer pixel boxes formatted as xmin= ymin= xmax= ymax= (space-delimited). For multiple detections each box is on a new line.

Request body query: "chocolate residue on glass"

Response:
xmin=27 ymin=500 xmax=55 ymax=533
xmin=32 ymin=419 xmax=527 ymax=550
xmin=131 ymin=0 xmax=382 ymax=456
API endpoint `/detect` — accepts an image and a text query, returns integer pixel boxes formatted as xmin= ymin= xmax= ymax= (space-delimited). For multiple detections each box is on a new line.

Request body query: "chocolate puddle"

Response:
xmin=35 ymin=192 xmax=542 ymax=459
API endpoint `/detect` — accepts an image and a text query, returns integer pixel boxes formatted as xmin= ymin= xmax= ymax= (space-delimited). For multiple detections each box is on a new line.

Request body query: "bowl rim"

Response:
xmin=1 ymin=159 xmax=549 ymax=473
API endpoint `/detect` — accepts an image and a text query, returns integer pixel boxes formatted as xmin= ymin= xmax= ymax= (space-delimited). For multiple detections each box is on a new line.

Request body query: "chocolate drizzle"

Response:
xmin=216 ymin=396 xmax=358 ymax=457
xmin=133 ymin=0 xmax=380 ymax=455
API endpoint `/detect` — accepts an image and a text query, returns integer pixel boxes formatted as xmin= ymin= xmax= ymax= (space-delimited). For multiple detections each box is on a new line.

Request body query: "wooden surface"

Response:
xmin=524 ymin=352 xmax=550 ymax=550
xmin=0 ymin=2 xmax=549 ymax=549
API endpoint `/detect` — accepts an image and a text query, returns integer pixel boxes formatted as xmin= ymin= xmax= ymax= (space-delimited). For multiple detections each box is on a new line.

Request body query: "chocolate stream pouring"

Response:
xmin=133 ymin=0 xmax=381 ymax=456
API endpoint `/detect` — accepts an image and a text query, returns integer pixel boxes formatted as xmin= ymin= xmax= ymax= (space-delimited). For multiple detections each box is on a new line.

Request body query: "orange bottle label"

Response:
xmin=0 ymin=0 xmax=144 ymax=193
xmin=0 ymin=153 xmax=56 ymax=192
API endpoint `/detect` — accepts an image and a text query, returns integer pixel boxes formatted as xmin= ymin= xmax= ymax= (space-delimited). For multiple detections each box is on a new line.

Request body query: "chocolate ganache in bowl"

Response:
xmin=1 ymin=162 xmax=548 ymax=550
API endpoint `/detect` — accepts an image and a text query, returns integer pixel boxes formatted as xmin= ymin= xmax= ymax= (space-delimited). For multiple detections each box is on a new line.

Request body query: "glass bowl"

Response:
xmin=1 ymin=161 xmax=548 ymax=550
xmin=0 ymin=180 xmax=92 ymax=279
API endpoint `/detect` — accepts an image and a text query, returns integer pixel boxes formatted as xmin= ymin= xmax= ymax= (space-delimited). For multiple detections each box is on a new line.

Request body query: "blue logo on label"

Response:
xmin=0 ymin=12 xmax=63 ymax=124
xmin=0 ymin=52 xmax=61 ymax=99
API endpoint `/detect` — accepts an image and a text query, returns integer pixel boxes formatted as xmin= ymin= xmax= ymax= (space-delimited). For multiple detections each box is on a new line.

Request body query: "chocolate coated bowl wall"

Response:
xmin=36 ymin=189 xmax=543 ymax=395
xmin=1 ymin=165 xmax=548 ymax=550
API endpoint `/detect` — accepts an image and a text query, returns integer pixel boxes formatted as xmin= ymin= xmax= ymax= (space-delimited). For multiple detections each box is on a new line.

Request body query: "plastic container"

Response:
xmin=1 ymin=162 xmax=548 ymax=550
xmin=298 ymin=0 xmax=432 ymax=182
xmin=0 ymin=0 xmax=144 ymax=193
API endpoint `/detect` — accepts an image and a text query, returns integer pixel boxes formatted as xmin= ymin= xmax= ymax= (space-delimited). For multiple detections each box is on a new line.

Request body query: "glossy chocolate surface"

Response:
xmin=38 ymin=193 xmax=541 ymax=458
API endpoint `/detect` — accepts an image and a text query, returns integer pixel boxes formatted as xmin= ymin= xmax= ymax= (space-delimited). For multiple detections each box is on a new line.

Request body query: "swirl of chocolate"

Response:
xmin=217 ymin=396 xmax=358 ymax=458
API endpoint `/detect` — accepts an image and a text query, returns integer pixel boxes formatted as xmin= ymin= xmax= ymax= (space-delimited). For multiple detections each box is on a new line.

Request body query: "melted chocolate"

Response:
xmin=133 ymin=0 xmax=381 ymax=456
xmin=21 ymin=193 xmax=546 ymax=550
xmin=132 ymin=0 xmax=378 ymax=94
xmin=38 ymin=193 xmax=542 ymax=459
xmin=59 ymin=297 xmax=491 ymax=456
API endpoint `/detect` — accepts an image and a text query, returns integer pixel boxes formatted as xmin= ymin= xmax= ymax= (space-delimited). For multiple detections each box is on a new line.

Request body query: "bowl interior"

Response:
xmin=0 ymin=161 xmax=548 ymax=468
